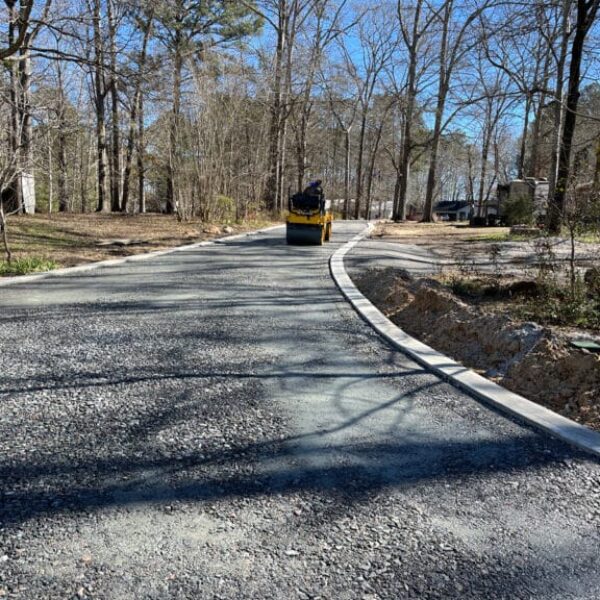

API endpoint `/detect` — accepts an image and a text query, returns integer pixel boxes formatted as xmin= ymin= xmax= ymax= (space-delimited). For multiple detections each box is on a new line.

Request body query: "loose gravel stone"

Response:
xmin=0 ymin=223 xmax=598 ymax=599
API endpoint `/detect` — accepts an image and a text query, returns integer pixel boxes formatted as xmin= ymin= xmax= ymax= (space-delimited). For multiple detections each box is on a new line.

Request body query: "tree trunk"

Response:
xmin=528 ymin=53 xmax=551 ymax=178
xmin=56 ymin=63 xmax=68 ymax=212
xmin=422 ymin=87 xmax=447 ymax=222
xmin=167 ymin=32 xmax=182 ymax=215
xmin=57 ymin=127 xmax=68 ymax=212
xmin=8 ymin=3 xmax=22 ymax=213
xmin=295 ymin=108 xmax=309 ymax=193
xmin=395 ymin=0 xmax=423 ymax=222
xmin=392 ymin=167 xmax=402 ymax=220
xmin=0 ymin=203 xmax=12 ymax=263
xmin=423 ymin=134 xmax=440 ymax=222
xmin=122 ymin=14 xmax=151 ymax=213
xmin=343 ymin=127 xmax=351 ymax=220
xmin=17 ymin=43 xmax=35 ymax=214
xmin=547 ymin=0 xmax=571 ymax=203
xmin=265 ymin=15 xmax=286 ymax=213
xmin=422 ymin=1 xmax=451 ymax=223
xmin=137 ymin=92 xmax=146 ymax=213
xmin=121 ymin=110 xmax=136 ymax=213
xmin=477 ymin=103 xmax=492 ymax=217
xmin=92 ymin=0 xmax=108 ymax=212
xmin=549 ymin=0 xmax=600 ymax=233
xmin=396 ymin=108 xmax=412 ymax=221
xmin=517 ymin=94 xmax=531 ymax=179
xmin=277 ymin=113 xmax=288 ymax=213
xmin=365 ymin=120 xmax=385 ymax=220
xmin=47 ymin=130 xmax=53 ymax=214
xmin=107 ymin=0 xmax=121 ymax=212
xmin=354 ymin=111 xmax=367 ymax=219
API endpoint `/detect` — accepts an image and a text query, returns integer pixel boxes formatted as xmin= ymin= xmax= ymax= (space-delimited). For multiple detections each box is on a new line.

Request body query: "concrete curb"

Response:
xmin=0 ymin=224 xmax=284 ymax=288
xmin=330 ymin=224 xmax=600 ymax=458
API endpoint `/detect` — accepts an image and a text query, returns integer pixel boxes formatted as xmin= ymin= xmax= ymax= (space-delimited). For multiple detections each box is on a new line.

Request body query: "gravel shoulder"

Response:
xmin=0 ymin=222 xmax=599 ymax=599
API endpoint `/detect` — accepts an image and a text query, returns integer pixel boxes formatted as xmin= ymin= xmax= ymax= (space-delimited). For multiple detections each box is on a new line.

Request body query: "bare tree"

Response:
xmin=394 ymin=0 xmax=437 ymax=221
xmin=121 ymin=2 xmax=153 ymax=213
xmin=323 ymin=64 xmax=359 ymax=219
xmin=154 ymin=0 xmax=259 ymax=217
xmin=422 ymin=0 xmax=498 ymax=223
xmin=549 ymin=0 xmax=600 ymax=232
xmin=87 ymin=0 xmax=109 ymax=212
xmin=341 ymin=6 xmax=395 ymax=219
xmin=289 ymin=0 xmax=349 ymax=193
xmin=1 ymin=0 xmax=34 ymax=60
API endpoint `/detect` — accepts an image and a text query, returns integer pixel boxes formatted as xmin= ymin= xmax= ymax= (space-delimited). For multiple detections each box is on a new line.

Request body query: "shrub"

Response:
xmin=0 ymin=257 xmax=58 ymax=276
xmin=584 ymin=267 xmax=600 ymax=295
xmin=214 ymin=195 xmax=236 ymax=221
xmin=503 ymin=195 xmax=534 ymax=226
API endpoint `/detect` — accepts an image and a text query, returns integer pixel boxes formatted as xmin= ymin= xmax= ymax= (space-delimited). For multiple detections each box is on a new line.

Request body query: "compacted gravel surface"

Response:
xmin=0 ymin=222 xmax=599 ymax=600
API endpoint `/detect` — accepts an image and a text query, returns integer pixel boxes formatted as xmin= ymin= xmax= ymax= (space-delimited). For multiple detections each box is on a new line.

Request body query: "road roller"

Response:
xmin=286 ymin=191 xmax=333 ymax=245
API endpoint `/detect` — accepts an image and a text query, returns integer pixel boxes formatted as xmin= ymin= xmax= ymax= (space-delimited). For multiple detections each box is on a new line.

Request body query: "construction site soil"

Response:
xmin=354 ymin=267 xmax=600 ymax=432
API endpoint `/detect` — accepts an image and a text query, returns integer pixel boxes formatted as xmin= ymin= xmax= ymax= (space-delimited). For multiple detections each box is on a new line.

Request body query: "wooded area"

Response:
xmin=1 ymin=0 xmax=599 ymax=238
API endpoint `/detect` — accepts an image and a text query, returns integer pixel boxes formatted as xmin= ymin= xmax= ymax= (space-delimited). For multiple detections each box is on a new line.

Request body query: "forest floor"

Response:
xmin=0 ymin=213 xmax=279 ymax=274
xmin=349 ymin=222 xmax=600 ymax=431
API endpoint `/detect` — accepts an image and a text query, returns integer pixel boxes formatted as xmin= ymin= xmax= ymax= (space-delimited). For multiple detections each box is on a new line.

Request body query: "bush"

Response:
xmin=503 ymin=195 xmax=534 ymax=226
xmin=447 ymin=275 xmax=489 ymax=298
xmin=584 ymin=267 xmax=600 ymax=294
xmin=214 ymin=195 xmax=236 ymax=221
xmin=0 ymin=257 xmax=58 ymax=276
xmin=470 ymin=216 xmax=487 ymax=227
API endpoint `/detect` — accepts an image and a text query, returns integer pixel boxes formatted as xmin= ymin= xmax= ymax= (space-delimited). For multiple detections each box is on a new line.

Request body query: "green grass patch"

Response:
xmin=0 ymin=257 xmax=58 ymax=276
xmin=466 ymin=232 xmax=539 ymax=243
xmin=472 ymin=229 xmax=599 ymax=244
xmin=575 ymin=231 xmax=600 ymax=244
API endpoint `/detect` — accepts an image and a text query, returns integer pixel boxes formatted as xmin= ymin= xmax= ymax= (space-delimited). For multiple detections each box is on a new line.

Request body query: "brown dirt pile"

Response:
xmin=354 ymin=267 xmax=600 ymax=431
xmin=503 ymin=339 xmax=600 ymax=427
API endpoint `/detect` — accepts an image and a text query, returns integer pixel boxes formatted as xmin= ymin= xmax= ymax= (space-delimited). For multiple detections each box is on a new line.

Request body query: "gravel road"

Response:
xmin=0 ymin=222 xmax=599 ymax=600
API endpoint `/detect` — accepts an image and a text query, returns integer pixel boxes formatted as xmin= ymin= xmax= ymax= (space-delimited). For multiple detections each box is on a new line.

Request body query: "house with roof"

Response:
xmin=433 ymin=200 xmax=472 ymax=222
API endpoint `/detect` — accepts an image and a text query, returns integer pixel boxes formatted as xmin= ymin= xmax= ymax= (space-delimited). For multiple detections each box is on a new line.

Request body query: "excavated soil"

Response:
xmin=354 ymin=267 xmax=600 ymax=431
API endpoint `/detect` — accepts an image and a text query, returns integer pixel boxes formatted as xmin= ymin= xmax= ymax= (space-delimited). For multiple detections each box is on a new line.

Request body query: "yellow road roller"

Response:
xmin=286 ymin=191 xmax=333 ymax=245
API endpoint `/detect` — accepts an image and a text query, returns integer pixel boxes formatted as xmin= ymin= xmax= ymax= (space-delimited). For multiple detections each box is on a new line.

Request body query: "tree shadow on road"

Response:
xmin=0 ymin=365 xmax=587 ymax=530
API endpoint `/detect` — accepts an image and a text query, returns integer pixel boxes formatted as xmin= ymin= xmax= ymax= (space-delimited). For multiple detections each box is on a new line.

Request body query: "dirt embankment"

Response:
xmin=354 ymin=268 xmax=600 ymax=431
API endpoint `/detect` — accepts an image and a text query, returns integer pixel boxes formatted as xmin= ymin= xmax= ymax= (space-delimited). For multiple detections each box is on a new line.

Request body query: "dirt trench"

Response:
xmin=354 ymin=268 xmax=600 ymax=431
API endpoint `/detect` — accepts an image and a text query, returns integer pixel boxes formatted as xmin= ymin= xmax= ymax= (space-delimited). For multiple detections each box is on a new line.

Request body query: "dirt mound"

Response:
xmin=354 ymin=267 xmax=600 ymax=431
xmin=362 ymin=267 xmax=413 ymax=316
xmin=503 ymin=338 xmax=600 ymax=426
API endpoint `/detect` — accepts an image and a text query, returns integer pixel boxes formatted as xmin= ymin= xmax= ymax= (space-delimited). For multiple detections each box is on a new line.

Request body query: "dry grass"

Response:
xmin=1 ymin=213 xmax=280 ymax=271
xmin=373 ymin=221 xmax=510 ymax=245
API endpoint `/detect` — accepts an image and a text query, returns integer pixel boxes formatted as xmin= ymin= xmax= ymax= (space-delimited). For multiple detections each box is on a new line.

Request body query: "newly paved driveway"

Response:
xmin=0 ymin=222 xmax=599 ymax=599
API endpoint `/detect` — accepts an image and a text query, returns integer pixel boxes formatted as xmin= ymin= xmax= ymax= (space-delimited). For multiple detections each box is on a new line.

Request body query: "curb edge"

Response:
xmin=330 ymin=224 xmax=600 ymax=459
